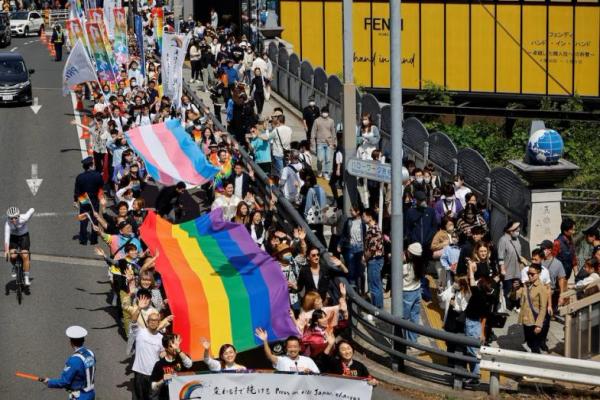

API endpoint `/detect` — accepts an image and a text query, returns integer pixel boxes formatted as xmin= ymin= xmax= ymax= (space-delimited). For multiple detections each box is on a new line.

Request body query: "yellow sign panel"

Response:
xmin=280 ymin=0 xmax=600 ymax=97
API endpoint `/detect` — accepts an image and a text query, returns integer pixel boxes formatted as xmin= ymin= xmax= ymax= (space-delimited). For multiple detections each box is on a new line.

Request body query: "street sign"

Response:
xmin=346 ymin=157 xmax=391 ymax=183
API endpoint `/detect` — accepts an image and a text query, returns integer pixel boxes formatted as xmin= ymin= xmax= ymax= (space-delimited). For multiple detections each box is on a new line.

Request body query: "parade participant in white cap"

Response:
xmin=39 ymin=326 xmax=96 ymax=399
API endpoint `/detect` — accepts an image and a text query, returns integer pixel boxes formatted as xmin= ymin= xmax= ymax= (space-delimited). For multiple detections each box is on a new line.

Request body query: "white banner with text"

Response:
xmin=169 ymin=372 xmax=373 ymax=400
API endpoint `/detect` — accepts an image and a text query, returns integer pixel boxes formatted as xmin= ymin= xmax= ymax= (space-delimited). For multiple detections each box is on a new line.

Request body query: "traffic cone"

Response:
xmin=80 ymin=115 xmax=90 ymax=140
xmin=50 ymin=46 xmax=56 ymax=58
xmin=40 ymin=32 xmax=46 ymax=43
xmin=76 ymin=94 xmax=84 ymax=112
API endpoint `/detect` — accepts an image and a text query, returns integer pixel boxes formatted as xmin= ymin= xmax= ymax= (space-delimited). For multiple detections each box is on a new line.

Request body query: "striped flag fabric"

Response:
xmin=125 ymin=120 xmax=220 ymax=186
xmin=139 ymin=210 xmax=299 ymax=360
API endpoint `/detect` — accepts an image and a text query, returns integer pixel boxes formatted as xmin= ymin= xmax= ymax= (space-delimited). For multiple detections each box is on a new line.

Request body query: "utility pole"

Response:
xmin=342 ymin=0 xmax=357 ymax=217
xmin=390 ymin=0 xmax=404 ymax=319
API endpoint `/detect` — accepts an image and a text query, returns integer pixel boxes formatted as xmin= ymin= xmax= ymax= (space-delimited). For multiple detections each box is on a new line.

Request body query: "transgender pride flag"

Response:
xmin=125 ymin=120 xmax=220 ymax=186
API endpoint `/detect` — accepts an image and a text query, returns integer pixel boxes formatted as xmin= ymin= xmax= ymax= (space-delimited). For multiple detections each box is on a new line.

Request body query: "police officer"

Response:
xmin=51 ymin=24 xmax=65 ymax=62
xmin=74 ymin=157 xmax=103 ymax=245
xmin=40 ymin=326 xmax=96 ymax=399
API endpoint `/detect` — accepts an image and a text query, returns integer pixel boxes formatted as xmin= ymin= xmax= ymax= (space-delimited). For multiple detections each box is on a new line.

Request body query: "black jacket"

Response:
xmin=155 ymin=185 xmax=183 ymax=217
xmin=297 ymin=264 xmax=342 ymax=301
xmin=74 ymin=170 xmax=104 ymax=202
xmin=228 ymin=172 xmax=252 ymax=199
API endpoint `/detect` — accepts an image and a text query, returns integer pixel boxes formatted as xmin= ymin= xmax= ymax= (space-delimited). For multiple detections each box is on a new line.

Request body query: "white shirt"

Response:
xmin=211 ymin=194 xmax=241 ymax=221
xmin=274 ymin=355 xmax=320 ymax=373
xmin=131 ymin=326 xmax=164 ymax=376
xmin=269 ymin=125 xmax=292 ymax=157
xmin=280 ymin=163 xmax=302 ymax=200
xmin=455 ymin=186 xmax=472 ymax=208
xmin=234 ymin=174 xmax=244 ymax=199
xmin=4 ymin=208 xmax=34 ymax=248
xmin=521 ymin=266 xmax=551 ymax=285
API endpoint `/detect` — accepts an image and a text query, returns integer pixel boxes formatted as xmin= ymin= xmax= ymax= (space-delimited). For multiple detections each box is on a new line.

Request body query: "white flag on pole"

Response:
xmin=62 ymin=40 xmax=98 ymax=95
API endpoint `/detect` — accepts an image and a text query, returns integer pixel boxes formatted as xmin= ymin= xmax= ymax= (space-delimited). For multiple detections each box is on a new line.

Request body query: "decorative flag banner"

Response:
xmin=112 ymin=7 xmax=128 ymax=66
xmin=69 ymin=0 xmax=84 ymax=19
xmin=170 ymin=373 xmax=373 ymax=400
xmin=86 ymin=7 xmax=104 ymax=23
xmin=65 ymin=18 xmax=85 ymax=48
xmin=139 ymin=210 xmax=300 ymax=360
xmin=161 ymin=32 xmax=191 ymax=108
xmin=85 ymin=21 xmax=119 ymax=83
xmin=151 ymin=7 xmax=164 ymax=54
xmin=125 ymin=119 xmax=220 ymax=186
xmin=62 ymin=40 xmax=98 ymax=95
xmin=134 ymin=14 xmax=145 ymax=76
xmin=77 ymin=192 xmax=91 ymax=205
xmin=103 ymin=0 xmax=117 ymax=39
xmin=102 ymin=233 xmax=142 ymax=260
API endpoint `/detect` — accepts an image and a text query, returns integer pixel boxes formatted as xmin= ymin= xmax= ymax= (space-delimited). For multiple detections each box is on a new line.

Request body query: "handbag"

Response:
xmin=487 ymin=312 xmax=508 ymax=329
xmin=305 ymin=188 xmax=323 ymax=224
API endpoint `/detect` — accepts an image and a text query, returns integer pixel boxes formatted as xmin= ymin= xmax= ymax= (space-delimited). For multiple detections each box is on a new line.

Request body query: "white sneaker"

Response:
xmin=11 ymin=266 xmax=16 ymax=278
xmin=24 ymin=274 xmax=30 ymax=286
xmin=189 ymin=79 xmax=195 ymax=83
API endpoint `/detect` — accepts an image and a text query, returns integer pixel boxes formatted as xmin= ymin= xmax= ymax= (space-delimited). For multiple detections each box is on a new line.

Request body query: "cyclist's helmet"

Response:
xmin=6 ymin=207 xmax=20 ymax=219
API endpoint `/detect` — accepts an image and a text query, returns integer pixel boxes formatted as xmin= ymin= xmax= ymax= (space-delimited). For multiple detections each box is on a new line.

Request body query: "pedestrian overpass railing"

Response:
xmin=182 ymin=81 xmax=484 ymax=391
xmin=267 ymin=41 xmax=531 ymax=247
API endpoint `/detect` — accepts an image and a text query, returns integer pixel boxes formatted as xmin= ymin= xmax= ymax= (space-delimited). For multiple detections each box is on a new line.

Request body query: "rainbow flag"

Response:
xmin=112 ymin=8 xmax=129 ymax=67
xmin=85 ymin=21 xmax=118 ymax=83
xmin=152 ymin=7 xmax=164 ymax=54
xmin=78 ymin=193 xmax=91 ymax=205
xmin=139 ymin=210 xmax=299 ymax=360
xmin=125 ymin=120 xmax=220 ymax=186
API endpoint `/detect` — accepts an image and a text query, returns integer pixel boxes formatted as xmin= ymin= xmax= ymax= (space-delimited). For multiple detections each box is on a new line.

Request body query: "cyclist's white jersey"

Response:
xmin=4 ymin=208 xmax=35 ymax=248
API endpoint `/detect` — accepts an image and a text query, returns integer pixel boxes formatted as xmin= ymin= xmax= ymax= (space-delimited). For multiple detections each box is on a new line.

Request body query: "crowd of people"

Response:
xmin=43 ymin=2 xmax=599 ymax=398
xmin=62 ymin=7 xmax=384 ymax=400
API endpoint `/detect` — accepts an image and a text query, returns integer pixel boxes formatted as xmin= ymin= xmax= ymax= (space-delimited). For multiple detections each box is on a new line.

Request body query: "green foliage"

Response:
xmin=415 ymin=81 xmax=454 ymax=106
xmin=424 ymin=96 xmax=600 ymax=190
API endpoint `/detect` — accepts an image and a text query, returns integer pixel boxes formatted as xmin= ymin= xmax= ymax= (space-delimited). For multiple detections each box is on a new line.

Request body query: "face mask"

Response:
xmin=309 ymin=101 xmax=315 ymax=106
xmin=416 ymin=177 xmax=423 ymax=184
xmin=445 ymin=196 xmax=455 ymax=202
xmin=454 ymin=181 xmax=462 ymax=188
xmin=419 ymin=201 xmax=427 ymax=208
xmin=362 ymin=120 xmax=369 ymax=125
xmin=321 ymin=113 xmax=328 ymax=118
xmin=424 ymin=178 xmax=431 ymax=184
xmin=447 ymin=227 xmax=455 ymax=233
xmin=283 ymin=254 xmax=293 ymax=262
xmin=511 ymin=230 xmax=520 ymax=238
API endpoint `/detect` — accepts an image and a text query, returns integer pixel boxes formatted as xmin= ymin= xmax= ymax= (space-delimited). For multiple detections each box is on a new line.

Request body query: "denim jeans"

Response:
xmin=367 ymin=257 xmax=384 ymax=308
xmin=316 ymin=143 xmax=332 ymax=176
xmin=402 ymin=289 xmax=421 ymax=343
xmin=343 ymin=247 xmax=364 ymax=288
xmin=273 ymin=155 xmax=284 ymax=177
xmin=464 ymin=318 xmax=482 ymax=375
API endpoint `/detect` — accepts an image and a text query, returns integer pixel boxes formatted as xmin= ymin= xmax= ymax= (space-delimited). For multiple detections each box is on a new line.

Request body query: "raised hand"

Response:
xmin=200 ymin=337 xmax=210 ymax=350
xmin=339 ymin=282 xmax=347 ymax=297
xmin=254 ymin=327 xmax=268 ymax=342
xmin=93 ymin=247 xmax=105 ymax=257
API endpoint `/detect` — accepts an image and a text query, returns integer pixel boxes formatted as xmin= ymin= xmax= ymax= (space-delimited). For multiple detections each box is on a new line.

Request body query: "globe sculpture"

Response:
xmin=526 ymin=129 xmax=564 ymax=165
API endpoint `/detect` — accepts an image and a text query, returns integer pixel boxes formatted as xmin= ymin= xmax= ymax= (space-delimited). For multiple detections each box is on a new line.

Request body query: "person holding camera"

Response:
xmin=510 ymin=263 xmax=548 ymax=353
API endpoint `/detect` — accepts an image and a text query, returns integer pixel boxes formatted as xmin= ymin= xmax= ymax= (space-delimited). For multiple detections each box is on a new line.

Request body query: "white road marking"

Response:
xmin=32 ymin=253 xmax=104 ymax=267
xmin=32 ymin=212 xmax=78 ymax=218
xmin=69 ymin=92 xmax=89 ymax=159
xmin=9 ymin=46 xmax=18 ymax=52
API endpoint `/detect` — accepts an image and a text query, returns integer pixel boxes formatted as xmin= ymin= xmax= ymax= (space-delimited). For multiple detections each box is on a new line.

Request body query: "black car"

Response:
xmin=0 ymin=12 xmax=10 ymax=47
xmin=0 ymin=52 xmax=34 ymax=105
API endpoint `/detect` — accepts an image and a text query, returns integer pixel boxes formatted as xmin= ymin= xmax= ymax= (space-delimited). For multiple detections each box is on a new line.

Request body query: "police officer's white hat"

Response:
xmin=66 ymin=326 xmax=88 ymax=339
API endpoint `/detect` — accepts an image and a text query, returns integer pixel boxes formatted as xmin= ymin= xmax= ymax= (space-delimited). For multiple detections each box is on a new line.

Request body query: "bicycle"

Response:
xmin=6 ymin=249 xmax=29 ymax=305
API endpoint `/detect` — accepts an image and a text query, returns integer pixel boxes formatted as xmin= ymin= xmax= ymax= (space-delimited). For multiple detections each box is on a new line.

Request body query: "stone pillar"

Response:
xmin=528 ymin=189 xmax=563 ymax=247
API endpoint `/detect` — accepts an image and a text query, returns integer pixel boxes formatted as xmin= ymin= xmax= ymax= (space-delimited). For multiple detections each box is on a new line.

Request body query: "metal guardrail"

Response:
xmin=182 ymin=81 xmax=483 ymax=390
xmin=559 ymin=289 xmax=600 ymax=359
xmin=480 ymin=346 xmax=600 ymax=397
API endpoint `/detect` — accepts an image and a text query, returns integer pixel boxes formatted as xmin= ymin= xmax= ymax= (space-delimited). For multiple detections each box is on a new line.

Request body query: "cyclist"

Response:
xmin=4 ymin=207 xmax=35 ymax=286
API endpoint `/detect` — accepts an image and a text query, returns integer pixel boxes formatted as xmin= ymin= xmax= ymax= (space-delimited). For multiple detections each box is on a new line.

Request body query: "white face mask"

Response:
xmin=309 ymin=101 xmax=315 ymax=106
xmin=511 ymin=230 xmax=520 ymax=238
xmin=416 ymin=177 xmax=423 ymax=184
xmin=445 ymin=196 xmax=455 ymax=202
xmin=321 ymin=112 xmax=328 ymax=118
xmin=362 ymin=119 xmax=369 ymax=125
xmin=424 ymin=178 xmax=431 ymax=183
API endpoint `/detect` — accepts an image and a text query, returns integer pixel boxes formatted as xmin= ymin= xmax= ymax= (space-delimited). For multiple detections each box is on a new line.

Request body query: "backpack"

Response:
xmin=305 ymin=187 xmax=323 ymax=224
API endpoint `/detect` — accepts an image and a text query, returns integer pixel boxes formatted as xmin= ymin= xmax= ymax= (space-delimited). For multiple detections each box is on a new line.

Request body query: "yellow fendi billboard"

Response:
xmin=280 ymin=0 xmax=600 ymax=96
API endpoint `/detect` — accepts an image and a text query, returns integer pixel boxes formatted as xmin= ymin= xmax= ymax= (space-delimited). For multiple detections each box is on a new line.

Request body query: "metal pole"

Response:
xmin=378 ymin=156 xmax=385 ymax=229
xmin=342 ymin=0 xmax=358 ymax=217
xmin=390 ymin=0 xmax=403 ymax=318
